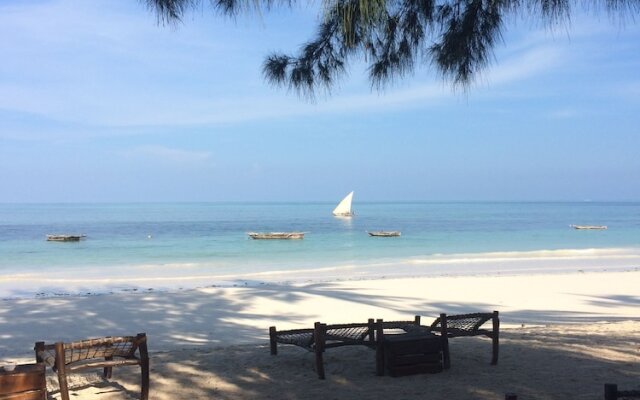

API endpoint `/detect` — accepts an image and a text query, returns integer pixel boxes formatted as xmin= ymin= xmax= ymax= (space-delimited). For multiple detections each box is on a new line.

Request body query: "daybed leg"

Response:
xmin=104 ymin=355 xmax=113 ymax=378
xmin=55 ymin=342 xmax=71 ymax=400
xmin=138 ymin=333 xmax=150 ymax=400
xmin=34 ymin=341 xmax=44 ymax=363
xmin=269 ymin=326 xmax=278 ymax=355
xmin=367 ymin=319 xmax=375 ymax=345
xmin=440 ymin=313 xmax=451 ymax=370
xmin=375 ymin=319 xmax=385 ymax=376
xmin=491 ymin=310 xmax=500 ymax=365
xmin=313 ymin=322 xmax=326 ymax=380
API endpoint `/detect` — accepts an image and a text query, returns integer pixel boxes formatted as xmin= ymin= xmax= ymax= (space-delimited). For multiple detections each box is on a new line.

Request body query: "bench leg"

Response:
xmin=104 ymin=356 xmax=113 ymax=378
xmin=141 ymin=359 xmax=150 ymax=400
xmin=313 ymin=322 xmax=326 ymax=379
xmin=375 ymin=319 xmax=385 ymax=376
xmin=491 ymin=311 xmax=500 ymax=365
xmin=314 ymin=349 xmax=325 ymax=379
xmin=138 ymin=333 xmax=150 ymax=400
xmin=440 ymin=313 xmax=451 ymax=370
xmin=269 ymin=326 xmax=278 ymax=355
xmin=55 ymin=342 xmax=71 ymax=400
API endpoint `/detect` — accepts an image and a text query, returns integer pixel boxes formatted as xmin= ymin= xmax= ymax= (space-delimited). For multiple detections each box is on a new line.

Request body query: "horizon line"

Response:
xmin=1 ymin=199 xmax=639 ymax=205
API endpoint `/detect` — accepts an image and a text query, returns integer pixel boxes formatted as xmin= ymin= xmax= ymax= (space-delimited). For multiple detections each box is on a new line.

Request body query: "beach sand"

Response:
xmin=1 ymin=270 xmax=639 ymax=399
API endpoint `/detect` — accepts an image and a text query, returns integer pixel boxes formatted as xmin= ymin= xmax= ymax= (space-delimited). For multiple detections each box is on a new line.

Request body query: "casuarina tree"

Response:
xmin=142 ymin=0 xmax=639 ymax=96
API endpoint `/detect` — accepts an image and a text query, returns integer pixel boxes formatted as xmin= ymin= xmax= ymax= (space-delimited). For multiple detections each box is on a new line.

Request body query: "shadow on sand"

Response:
xmin=1 ymin=283 xmax=638 ymax=399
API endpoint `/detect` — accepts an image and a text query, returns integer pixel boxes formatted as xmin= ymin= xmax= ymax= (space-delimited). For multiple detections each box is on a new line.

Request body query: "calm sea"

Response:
xmin=1 ymin=202 xmax=639 ymax=277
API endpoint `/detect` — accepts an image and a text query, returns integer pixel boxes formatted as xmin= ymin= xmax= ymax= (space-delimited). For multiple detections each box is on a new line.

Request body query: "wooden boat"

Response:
xmin=46 ymin=234 xmax=85 ymax=242
xmin=570 ymin=225 xmax=607 ymax=230
xmin=332 ymin=191 xmax=354 ymax=217
xmin=248 ymin=232 xmax=305 ymax=240
xmin=368 ymin=231 xmax=401 ymax=237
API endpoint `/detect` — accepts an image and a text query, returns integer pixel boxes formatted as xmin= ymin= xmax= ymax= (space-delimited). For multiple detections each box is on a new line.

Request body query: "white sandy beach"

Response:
xmin=1 ymin=269 xmax=639 ymax=399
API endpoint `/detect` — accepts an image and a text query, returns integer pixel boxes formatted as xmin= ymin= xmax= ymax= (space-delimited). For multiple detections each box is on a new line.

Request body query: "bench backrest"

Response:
xmin=35 ymin=334 xmax=146 ymax=368
xmin=35 ymin=333 xmax=149 ymax=400
xmin=430 ymin=312 xmax=498 ymax=337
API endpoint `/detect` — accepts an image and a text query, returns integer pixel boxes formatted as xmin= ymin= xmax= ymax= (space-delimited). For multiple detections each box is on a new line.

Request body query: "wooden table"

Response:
xmin=383 ymin=332 xmax=444 ymax=377
xmin=0 ymin=363 xmax=46 ymax=400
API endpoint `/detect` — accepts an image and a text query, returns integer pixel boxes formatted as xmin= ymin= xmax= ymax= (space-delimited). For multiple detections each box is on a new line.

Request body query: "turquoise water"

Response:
xmin=1 ymin=202 xmax=639 ymax=275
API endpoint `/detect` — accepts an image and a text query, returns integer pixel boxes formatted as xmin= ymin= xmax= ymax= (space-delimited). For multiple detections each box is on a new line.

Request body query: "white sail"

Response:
xmin=332 ymin=191 xmax=354 ymax=216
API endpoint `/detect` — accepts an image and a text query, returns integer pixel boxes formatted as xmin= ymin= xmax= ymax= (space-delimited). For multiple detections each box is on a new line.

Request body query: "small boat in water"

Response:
xmin=46 ymin=234 xmax=85 ymax=242
xmin=248 ymin=232 xmax=305 ymax=240
xmin=333 ymin=191 xmax=354 ymax=217
xmin=570 ymin=225 xmax=607 ymax=230
xmin=368 ymin=231 xmax=401 ymax=237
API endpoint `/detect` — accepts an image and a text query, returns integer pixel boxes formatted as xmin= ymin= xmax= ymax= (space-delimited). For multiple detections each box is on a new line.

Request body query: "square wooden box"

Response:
xmin=383 ymin=333 xmax=444 ymax=377
xmin=0 ymin=363 xmax=46 ymax=400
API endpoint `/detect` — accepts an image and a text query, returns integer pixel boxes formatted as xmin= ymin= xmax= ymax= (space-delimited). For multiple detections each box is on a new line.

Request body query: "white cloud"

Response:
xmin=482 ymin=45 xmax=564 ymax=86
xmin=611 ymin=81 xmax=640 ymax=99
xmin=0 ymin=0 xmax=636 ymax=137
xmin=547 ymin=108 xmax=579 ymax=119
xmin=120 ymin=145 xmax=213 ymax=165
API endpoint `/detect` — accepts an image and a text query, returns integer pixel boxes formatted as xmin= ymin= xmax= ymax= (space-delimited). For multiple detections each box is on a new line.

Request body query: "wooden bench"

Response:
xmin=270 ymin=319 xmax=380 ymax=379
xmin=430 ymin=311 xmax=500 ymax=366
xmin=269 ymin=312 xmax=498 ymax=378
xmin=34 ymin=333 xmax=149 ymax=400
xmin=269 ymin=316 xmax=447 ymax=379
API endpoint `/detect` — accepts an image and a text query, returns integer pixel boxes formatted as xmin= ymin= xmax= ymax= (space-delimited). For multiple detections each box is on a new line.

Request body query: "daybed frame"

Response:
xmin=35 ymin=333 xmax=149 ymax=400
xmin=270 ymin=311 xmax=499 ymax=379
xmin=430 ymin=311 xmax=500 ymax=366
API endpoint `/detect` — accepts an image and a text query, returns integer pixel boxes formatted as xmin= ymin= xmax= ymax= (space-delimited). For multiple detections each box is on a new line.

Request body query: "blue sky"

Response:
xmin=1 ymin=0 xmax=639 ymax=202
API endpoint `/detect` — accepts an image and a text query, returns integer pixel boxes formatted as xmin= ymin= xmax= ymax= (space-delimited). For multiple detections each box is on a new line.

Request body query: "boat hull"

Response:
xmin=570 ymin=225 xmax=607 ymax=230
xmin=248 ymin=232 xmax=305 ymax=240
xmin=46 ymin=235 xmax=84 ymax=242
xmin=368 ymin=231 xmax=401 ymax=237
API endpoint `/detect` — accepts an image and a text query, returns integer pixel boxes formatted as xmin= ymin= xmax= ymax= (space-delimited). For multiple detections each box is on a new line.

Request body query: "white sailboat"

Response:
xmin=332 ymin=191 xmax=354 ymax=217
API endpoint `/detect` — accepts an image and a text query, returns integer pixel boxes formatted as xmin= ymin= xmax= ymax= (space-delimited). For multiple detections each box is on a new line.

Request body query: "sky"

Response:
xmin=0 ymin=0 xmax=639 ymax=202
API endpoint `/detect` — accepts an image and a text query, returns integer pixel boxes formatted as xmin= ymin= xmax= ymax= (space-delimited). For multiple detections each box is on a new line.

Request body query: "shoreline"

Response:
xmin=1 ymin=264 xmax=638 ymax=300
xmin=2 ymin=246 xmax=639 ymax=299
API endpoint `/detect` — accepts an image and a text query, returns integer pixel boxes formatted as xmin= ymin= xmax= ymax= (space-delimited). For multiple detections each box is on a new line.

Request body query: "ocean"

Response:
xmin=1 ymin=202 xmax=639 ymax=297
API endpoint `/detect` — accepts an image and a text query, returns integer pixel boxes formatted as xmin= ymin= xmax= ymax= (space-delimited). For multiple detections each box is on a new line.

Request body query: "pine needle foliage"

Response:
xmin=143 ymin=0 xmax=640 ymax=96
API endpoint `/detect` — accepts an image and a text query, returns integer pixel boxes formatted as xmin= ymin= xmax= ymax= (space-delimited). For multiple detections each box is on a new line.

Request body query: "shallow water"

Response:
xmin=1 ymin=202 xmax=639 ymax=296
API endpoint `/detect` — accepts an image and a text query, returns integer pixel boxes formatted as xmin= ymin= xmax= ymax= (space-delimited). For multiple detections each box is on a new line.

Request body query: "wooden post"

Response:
xmin=604 ymin=383 xmax=618 ymax=400
xmin=34 ymin=341 xmax=45 ymax=363
xmin=440 ymin=313 xmax=450 ymax=370
xmin=313 ymin=322 xmax=326 ymax=380
xmin=414 ymin=315 xmax=421 ymax=326
xmin=375 ymin=319 xmax=385 ymax=376
xmin=55 ymin=342 xmax=70 ymax=400
xmin=103 ymin=355 xmax=113 ymax=379
xmin=367 ymin=319 xmax=375 ymax=344
xmin=491 ymin=310 xmax=500 ymax=365
xmin=269 ymin=326 xmax=278 ymax=355
xmin=103 ymin=340 xmax=114 ymax=379
xmin=505 ymin=394 xmax=518 ymax=400
xmin=137 ymin=333 xmax=150 ymax=400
